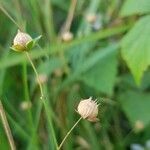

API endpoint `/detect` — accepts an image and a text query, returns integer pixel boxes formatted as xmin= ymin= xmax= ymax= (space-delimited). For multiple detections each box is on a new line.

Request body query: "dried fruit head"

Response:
xmin=77 ymin=97 xmax=99 ymax=122
xmin=13 ymin=30 xmax=32 ymax=52
xmin=61 ymin=31 xmax=73 ymax=42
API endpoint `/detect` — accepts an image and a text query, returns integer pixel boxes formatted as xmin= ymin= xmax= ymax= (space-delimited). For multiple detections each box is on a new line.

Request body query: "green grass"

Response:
xmin=0 ymin=0 xmax=150 ymax=150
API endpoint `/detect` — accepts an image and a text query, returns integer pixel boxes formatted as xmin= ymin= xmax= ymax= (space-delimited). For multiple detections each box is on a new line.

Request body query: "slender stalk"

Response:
xmin=22 ymin=62 xmax=34 ymax=128
xmin=25 ymin=51 xmax=44 ymax=99
xmin=0 ymin=100 xmax=16 ymax=150
xmin=0 ymin=3 xmax=22 ymax=31
xmin=58 ymin=0 xmax=78 ymax=76
xmin=25 ymin=51 xmax=58 ymax=148
xmin=61 ymin=0 xmax=77 ymax=33
xmin=58 ymin=117 xmax=82 ymax=150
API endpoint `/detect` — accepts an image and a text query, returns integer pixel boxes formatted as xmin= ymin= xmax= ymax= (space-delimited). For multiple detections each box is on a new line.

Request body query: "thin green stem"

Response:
xmin=25 ymin=51 xmax=44 ymax=98
xmin=57 ymin=117 xmax=82 ymax=150
xmin=0 ymin=3 xmax=22 ymax=31
xmin=25 ymin=51 xmax=58 ymax=148
xmin=42 ymin=98 xmax=58 ymax=149
xmin=44 ymin=0 xmax=56 ymax=41
xmin=22 ymin=62 xmax=34 ymax=129
xmin=0 ymin=100 xmax=16 ymax=150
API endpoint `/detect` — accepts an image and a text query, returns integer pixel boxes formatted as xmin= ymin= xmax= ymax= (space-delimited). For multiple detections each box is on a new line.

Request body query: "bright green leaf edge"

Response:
xmin=121 ymin=15 xmax=150 ymax=85
xmin=120 ymin=0 xmax=150 ymax=17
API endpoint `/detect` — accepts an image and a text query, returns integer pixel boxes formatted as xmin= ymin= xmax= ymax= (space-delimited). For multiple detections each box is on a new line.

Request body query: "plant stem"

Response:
xmin=25 ymin=51 xmax=44 ymax=98
xmin=61 ymin=0 xmax=77 ymax=33
xmin=0 ymin=100 xmax=16 ymax=150
xmin=0 ymin=3 xmax=23 ymax=31
xmin=25 ymin=51 xmax=58 ymax=148
xmin=57 ymin=117 xmax=82 ymax=150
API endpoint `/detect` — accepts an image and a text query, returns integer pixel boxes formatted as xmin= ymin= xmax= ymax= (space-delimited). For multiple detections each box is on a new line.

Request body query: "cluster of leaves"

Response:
xmin=0 ymin=0 xmax=150 ymax=149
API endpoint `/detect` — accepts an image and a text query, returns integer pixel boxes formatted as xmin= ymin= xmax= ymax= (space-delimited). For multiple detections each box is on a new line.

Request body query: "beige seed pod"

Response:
xmin=20 ymin=101 xmax=32 ymax=111
xmin=85 ymin=14 xmax=97 ymax=24
xmin=61 ymin=31 xmax=73 ymax=42
xmin=77 ymin=97 xmax=99 ymax=122
xmin=13 ymin=30 xmax=32 ymax=51
xmin=134 ymin=120 xmax=144 ymax=133
xmin=37 ymin=74 xmax=48 ymax=84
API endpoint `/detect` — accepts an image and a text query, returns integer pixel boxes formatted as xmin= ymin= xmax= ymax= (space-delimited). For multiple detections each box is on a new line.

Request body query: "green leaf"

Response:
xmin=119 ymin=91 xmax=150 ymax=128
xmin=38 ymin=57 xmax=63 ymax=75
xmin=26 ymin=35 xmax=42 ymax=50
xmin=59 ymin=44 xmax=119 ymax=93
xmin=80 ymin=47 xmax=118 ymax=95
xmin=26 ymin=40 xmax=34 ymax=50
xmin=33 ymin=35 xmax=42 ymax=44
xmin=121 ymin=15 xmax=150 ymax=85
xmin=120 ymin=0 xmax=150 ymax=17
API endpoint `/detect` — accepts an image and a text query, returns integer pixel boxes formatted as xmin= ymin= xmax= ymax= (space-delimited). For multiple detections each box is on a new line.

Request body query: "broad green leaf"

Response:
xmin=80 ymin=47 xmax=118 ymax=95
xmin=59 ymin=44 xmax=119 ymax=92
xmin=119 ymin=91 xmax=150 ymax=128
xmin=120 ymin=71 xmax=150 ymax=91
xmin=120 ymin=0 xmax=150 ymax=17
xmin=121 ymin=15 xmax=150 ymax=85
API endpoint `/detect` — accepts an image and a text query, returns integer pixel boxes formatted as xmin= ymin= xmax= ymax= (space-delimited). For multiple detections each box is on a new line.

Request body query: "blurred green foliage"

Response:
xmin=0 ymin=0 xmax=150 ymax=149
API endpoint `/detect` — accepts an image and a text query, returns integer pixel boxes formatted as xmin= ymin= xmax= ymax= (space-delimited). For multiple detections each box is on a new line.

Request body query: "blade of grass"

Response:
xmin=43 ymin=85 xmax=57 ymax=150
xmin=0 ymin=3 xmax=23 ymax=30
xmin=27 ymin=98 xmax=43 ymax=150
xmin=0 ymin=24 xmax=131 ymax=70
xmin=0 ymin=100 xmax=16 ymax=150
xmin=22 ymin=62 xmax=34 ymax=130
xmin=82 ymin=121 xmax=101 ymax=150
xmin=43 ymin=0 xmax=56 ymax=41
xmin=6 ymin=112 xmax=30 ymax=140
xmin=27 ymin=0 xmax=43 ymax=33
xmin=3 ymin=97 xmax=27 ymax=128
xmin=25 ymin=51 xmax=58 ymax=149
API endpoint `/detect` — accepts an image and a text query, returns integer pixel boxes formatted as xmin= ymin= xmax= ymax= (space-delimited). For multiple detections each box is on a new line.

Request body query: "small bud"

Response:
xmin=54 ymin=68 xmax=63 ymax=77
xmin=85 ymin=14 xmax=97 ymax=24
xmin=61 ymin=31 xmax=73 ymax=42
xmin=92 ymin=17 xmax=102 ymax=31
xmin=20 ymin=101 xmax=32 ymax=110
xmin=37 ymin=74 xmax=48 ymax=84
xmin=134 ymin=120 xmax=144 ymax=132
xmin=77 ymin=97 xmax=99 ymax=122
xmin=13 ymin=30 xmax=32 ymax=51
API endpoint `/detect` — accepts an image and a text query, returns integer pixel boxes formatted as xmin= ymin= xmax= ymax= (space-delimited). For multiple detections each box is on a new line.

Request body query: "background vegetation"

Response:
xmin=0 ymin=0 xmax=150 ymax=149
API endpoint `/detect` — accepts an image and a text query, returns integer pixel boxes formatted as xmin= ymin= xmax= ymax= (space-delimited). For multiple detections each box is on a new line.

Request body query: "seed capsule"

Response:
xmin=77 ymin=97 xmax=99 ymax=122
xmin=134 ymin=120 xmax=144 ymax=132
xmin=20 ymin=101 xmax=32 ymax=110
xmin=13 ymin=30 xmax=32 ymax=51
xmin=61 ymin=31 xmax=73 ymax=42
xmin=85 ymin=14 xmax=97 ymax=24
